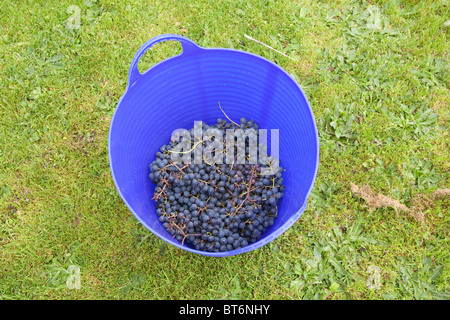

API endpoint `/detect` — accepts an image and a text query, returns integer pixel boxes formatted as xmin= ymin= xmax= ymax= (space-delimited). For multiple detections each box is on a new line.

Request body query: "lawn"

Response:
xmin=0 ymin=0 xmax=448 ymax=300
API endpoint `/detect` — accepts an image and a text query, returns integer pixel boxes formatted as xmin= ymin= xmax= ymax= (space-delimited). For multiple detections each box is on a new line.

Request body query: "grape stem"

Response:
xmin=218 ymin=102 xmax=240 ymax=126
xmin=234 ymin=167 xmax=256 ymax=215
xmin=182 ymin=233 xmax=202 ymax=246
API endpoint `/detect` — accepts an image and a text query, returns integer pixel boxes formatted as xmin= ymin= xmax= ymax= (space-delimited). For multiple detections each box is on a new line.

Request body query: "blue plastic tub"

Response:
xmin=108 ymin=34 xmax=319 ymax=257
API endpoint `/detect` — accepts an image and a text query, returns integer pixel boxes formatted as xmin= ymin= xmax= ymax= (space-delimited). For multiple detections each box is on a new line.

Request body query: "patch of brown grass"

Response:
xmin=350 ymin=183 xmax=450 ymax=223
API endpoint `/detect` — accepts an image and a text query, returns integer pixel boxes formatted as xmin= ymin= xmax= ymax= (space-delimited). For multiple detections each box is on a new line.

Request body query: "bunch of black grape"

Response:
xmin=148 ymin=117 xmax=285 ymax=253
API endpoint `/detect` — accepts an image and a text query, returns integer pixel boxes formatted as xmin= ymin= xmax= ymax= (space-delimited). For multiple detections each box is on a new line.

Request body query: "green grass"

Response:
xmin=0 ymin=0 xmax=448 ymax=299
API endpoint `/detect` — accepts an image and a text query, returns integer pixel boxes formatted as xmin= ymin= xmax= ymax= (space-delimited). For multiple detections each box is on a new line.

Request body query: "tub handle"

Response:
xmin=127 ymin=34 xmax=201 ymax=88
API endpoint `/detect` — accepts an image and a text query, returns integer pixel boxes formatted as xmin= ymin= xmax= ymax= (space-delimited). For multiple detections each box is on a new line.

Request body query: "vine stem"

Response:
xmin=167 ymin=140 xmax=203 ymax=154
xmin=152 ymin=184 xmax=167 ymax=200
xmin=182 ymin=233 xmax=202 ymax=246
xmin=234 ymin=167 xmax=256 ymax=215
xmin=218 ymin=102 xmax=240 ymax=126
